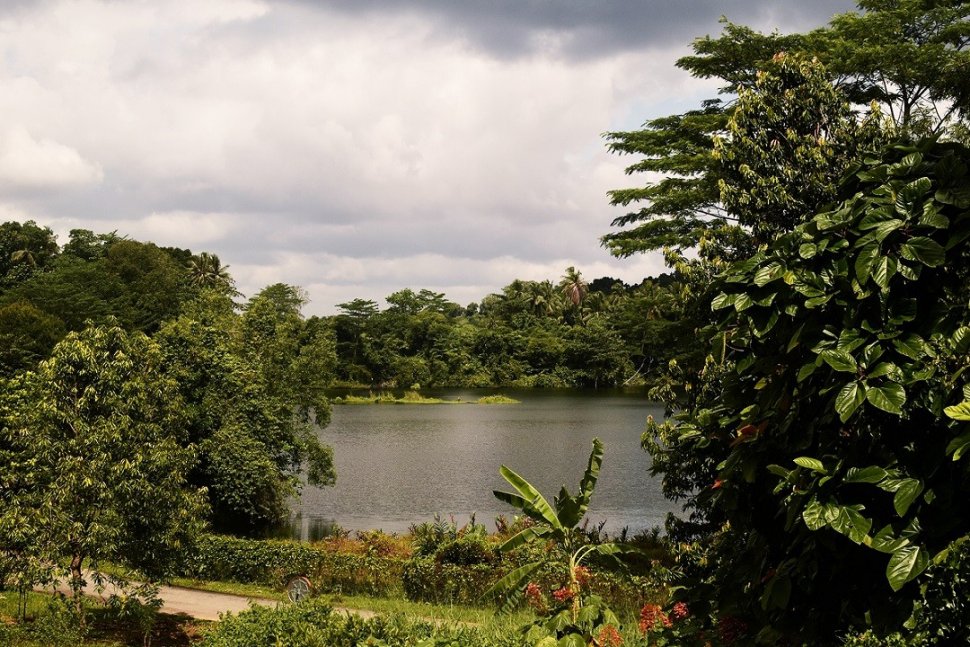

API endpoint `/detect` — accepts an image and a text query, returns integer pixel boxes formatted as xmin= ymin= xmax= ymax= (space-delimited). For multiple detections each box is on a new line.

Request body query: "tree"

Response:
xmin=715 ymin=53 xmax=887 ymax=242
xmin=0 ymin=301 xmax=65 ymax=375
xmin=0 ymin=220 xmax=59 ymax=288
xmin=159 ymin=291 xmax=337 ymax=534
xmin=558 ymin=266 xmax=589 ymax=312
xmin=102 ymin=240 xmax=188 ymax=332
xmin=187 ymin=251 xmax=236 ymax=295
xmin=0 ymin=323 xmax=207 ymax=615
xmin=818 ymin=0 xmax=970 ymax=135
xmin=605 ymin=2 xmax=970 ymax=259
xmin=645 ymin=138 xmax=970 ymax=641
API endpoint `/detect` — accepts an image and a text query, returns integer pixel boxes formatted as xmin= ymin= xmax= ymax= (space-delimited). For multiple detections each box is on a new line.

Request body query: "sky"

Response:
xmin=0 ymin=0 xmax=856 ymax=314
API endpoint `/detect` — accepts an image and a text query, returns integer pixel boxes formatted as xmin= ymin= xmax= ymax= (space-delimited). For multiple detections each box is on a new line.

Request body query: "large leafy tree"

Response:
xmin=647 ymin=139 xmax=970 ymax=641
xmin=0 ymin=323 xmax=207 ymax=613
xmin=159 ymin=288 xmax=337 ymax=534
xmin=605 ymin=1 xmax=970 ymax=259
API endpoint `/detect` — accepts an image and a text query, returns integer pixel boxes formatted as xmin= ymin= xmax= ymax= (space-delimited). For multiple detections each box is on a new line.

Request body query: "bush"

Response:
xmin=401 ymin=558 xmax=498 ymax=605
xmin=182 ymin=534 xmax=404 ymax=596
xmin=198 ymin=599 xmax=515 ymax=647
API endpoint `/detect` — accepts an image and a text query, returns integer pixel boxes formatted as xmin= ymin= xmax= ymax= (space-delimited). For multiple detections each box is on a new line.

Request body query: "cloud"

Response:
xmin=0 ymin=126 xmax=103 ymax=193
xmin=300 ymin=0 xmax=858 ymax=59
xmin=0 ymin=0 xmax=852 ymax=315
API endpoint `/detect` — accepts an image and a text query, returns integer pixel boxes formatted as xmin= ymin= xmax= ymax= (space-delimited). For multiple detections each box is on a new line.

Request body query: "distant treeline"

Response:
xmin=0 ymin=220 xmax=695 ymax=388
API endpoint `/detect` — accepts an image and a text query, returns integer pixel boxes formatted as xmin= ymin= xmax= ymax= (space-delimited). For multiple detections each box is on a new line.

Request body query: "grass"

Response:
xmin=157 ymin=577 xmax=527 ymax=626
xmin=333 ymin=391 xmax=519 ymax=405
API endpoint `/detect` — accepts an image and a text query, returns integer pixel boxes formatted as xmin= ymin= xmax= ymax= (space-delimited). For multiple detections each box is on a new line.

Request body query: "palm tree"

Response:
xmin=187 ymin=252 xmax=234 ymax=292
xmin=558 ymin=266 xmax=588 ymax=307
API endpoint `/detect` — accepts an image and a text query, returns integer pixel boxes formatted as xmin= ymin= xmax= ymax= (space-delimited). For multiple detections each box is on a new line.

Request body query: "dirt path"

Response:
xmin=40 ymin=577 xmax=378 ymax=622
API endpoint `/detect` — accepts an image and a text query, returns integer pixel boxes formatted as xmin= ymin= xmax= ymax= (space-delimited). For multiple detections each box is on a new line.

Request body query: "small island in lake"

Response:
xmin=332 ymin=391 xmax=520 ymax=405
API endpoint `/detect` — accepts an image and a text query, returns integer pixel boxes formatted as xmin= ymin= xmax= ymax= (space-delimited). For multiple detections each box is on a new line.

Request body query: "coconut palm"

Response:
xmin=187 ymin=252 xmax=235 ymax=293
xmin=558 ymin=266 xmax=588 ymax=308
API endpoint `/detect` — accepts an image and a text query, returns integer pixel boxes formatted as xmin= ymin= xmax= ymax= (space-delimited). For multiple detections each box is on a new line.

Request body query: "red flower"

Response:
xmin=523 ymin=582 xmax=545 ymax=611
xmin=595 ymin=624 xmax=623 ymax=647
xmin=552 ymin=586 xmax=574 ymax=603
xmin=711 ymin=479 xmax=724 ymax=490
xmin=639 ymin=603 xmax=671 ymax=633
xmin=671 ymin=601 xmax=689 ymax=620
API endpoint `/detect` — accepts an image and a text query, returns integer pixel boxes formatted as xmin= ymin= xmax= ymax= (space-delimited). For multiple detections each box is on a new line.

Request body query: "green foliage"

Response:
xmin=650 ymin=138 xmax=970 ymax=641
xmin=0 ymin=300 xmax=65 ymax=375
xmin=182 ymin=534 xmax=405 ymax=597
xmin=199 ymin=599 xmax=516 ymax=647
xmin=0 ymin=220 xmax=59 ymax=288
xmin=0 ymin=322 xmax=207 ymax=614
xmin=605 ymin=1 xmax=970 ymax=259
xmin=716 ymin=53 xmax=888 ymax=241
xmin=488 ymin=439 xmax=637 ymax=645
xmin=158 ymin=288 xmax=337 ymax=535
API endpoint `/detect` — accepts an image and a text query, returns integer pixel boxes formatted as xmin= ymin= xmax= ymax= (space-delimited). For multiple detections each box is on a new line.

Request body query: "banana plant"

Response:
xmin=485 ymin=437 xmax=630 ymax=628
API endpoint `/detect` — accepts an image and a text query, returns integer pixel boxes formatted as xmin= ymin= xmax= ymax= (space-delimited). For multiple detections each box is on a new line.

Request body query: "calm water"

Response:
xmin=285 ymin=388 xmax=680 ymax=540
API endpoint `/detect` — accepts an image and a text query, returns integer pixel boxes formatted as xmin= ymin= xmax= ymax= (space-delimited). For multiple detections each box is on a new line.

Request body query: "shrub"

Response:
xmin=198 ymin=599 xmax=514 ymax=647
xmin=182 ymin=534 xmax=404 ymax=596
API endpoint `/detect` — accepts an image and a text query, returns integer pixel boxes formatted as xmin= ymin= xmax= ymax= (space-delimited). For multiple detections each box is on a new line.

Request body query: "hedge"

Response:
xmin=181 ymin=535 xmax=404 ymax=597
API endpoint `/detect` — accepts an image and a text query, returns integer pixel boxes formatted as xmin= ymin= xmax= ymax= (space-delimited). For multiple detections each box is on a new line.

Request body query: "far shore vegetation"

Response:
xmin=333 ymin=391 xmax=521 ymax=405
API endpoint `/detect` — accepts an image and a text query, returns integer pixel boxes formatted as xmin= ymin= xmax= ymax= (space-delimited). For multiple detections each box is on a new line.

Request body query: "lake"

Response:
xmin=284 ymin=388 xmax=680 ymax=540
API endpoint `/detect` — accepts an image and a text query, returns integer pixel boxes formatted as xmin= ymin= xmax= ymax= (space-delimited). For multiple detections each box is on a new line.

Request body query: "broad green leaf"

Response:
xmin=895 ymin=177 xmax=932 ymax=215
xmin=893 ymin=335 xmax=925 ymax=360
xmin=867 ymin=362 xmax=900 ymax=381
xmin=754 ymin=262 xmax=785 ymax=286
xmin=799 ymin=243 xmax=817 ymax=259
xmin=761 ymin=574 xmax=792 ymax=610
xmin=868 ymin=524 xmax=910 ymax=554
xmin=899 ymin=237 xmax=945 ymax=267
xmin=944 ymin=401 xmax=970 ymax=421
xmin=497 ymin=526 xmax=549 ymax=553
xmin=945 ymin=432 xmax=970 ymax=461
xmin=497 ymin=466 xmax=562 ymax=530
xmin=835 ymin=381 xmax=866 ymax=422
xmin=836 ymin=329 xmax=867 ymax=353
xmin=711 ymin=292 xmax=736 ymax=310
xmin=566 ymin=437 xmax=603 ymax=526
xmin=820 ymin=349 xmax=858 ymax=373
xmin=919 ymin=203 xmax=949 ymax=229
xmin=794 ymin=457 xmax=827 ymax=474
xmin=558 ymin=635 xmax=585 ymax=647
xmin=482 ymin=560 xmax=543 ymax=600
xmin=893 ymin=479 xmax=922 ymax=517
xmin=767 ymin=464 xmax=790 ymax=478
xmin=886 ymin=545 xmax=928 ymax=592
xmin=829 ymin=505 xmax=872 ymax=544
xmin=797 ymin=362 xmax=817 ymax=383
xmin=872 ymin=256 xmax=897 ymax=290
xmin=854 ymin=244 xmax=879 ymax=283
xmin=802 ymin=499 xmax=827 ymax=530
xmin=844 ymin=466 xmax=888 ymax=484
xmin=866 ymin=383 xmax=906 ymax=415
xmin=953 ymin=327 xmax=970 ymax=354
xmin=734 ymin=293 xmax=754 ymax=312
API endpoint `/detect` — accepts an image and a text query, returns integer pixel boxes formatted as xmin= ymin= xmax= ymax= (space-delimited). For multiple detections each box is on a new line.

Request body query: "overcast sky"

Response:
xmin=0 ymin=0 xmax=855 ymax=314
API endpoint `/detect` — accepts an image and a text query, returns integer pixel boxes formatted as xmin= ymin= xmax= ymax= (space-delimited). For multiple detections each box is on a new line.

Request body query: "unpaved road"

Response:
xmin=40 ymin=578 xmax=377 ymax=622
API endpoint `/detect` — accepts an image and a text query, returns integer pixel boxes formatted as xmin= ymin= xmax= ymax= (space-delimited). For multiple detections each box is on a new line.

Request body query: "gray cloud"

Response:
xmin=301 ymin=0 xmax=858 ymax=59
xmin=0 ymin=0 xmax=856 ymax=314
